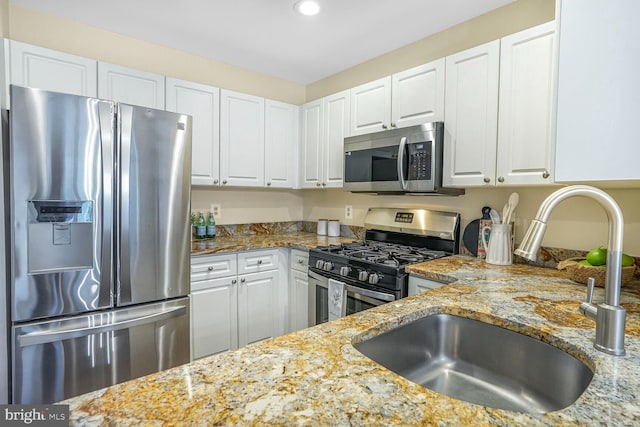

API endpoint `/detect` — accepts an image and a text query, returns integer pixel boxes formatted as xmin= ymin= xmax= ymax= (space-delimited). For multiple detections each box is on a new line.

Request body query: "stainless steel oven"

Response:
xmin=308 ymin=270 xmax=395 ymax=326
xmin=307 ymin=208 xmax=461 ymax=327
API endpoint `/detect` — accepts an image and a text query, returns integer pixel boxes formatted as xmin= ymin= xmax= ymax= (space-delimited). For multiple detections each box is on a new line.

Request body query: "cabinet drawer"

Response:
xmin=191 ymin=253 xmax=237 ymax=282
xmin=237 ymin=249 xmax=279 ymax=274
xmin=290 ymin=249 xmax=309 ymax=272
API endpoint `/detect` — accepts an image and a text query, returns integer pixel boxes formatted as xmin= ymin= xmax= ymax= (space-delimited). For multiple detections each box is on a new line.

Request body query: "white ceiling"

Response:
xmin=11 ymin=0 xmax=513 ymax=84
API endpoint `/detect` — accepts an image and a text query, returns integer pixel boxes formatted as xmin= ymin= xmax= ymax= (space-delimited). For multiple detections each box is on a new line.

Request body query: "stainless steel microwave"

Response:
xmin=343 ymin=122 xmax=464 ymax=195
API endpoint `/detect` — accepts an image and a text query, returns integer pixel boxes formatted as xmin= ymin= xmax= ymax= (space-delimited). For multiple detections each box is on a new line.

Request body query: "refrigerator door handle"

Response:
xmin=18 ymin=305 xmax=186 ymax=347
xmin=116 ymin=104 xmax=133 ymax=303
xmin=99 ymin=101 xmax=116 ymax=307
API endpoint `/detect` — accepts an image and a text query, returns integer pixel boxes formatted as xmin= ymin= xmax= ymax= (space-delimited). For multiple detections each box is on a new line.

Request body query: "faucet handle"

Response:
xmin=585 ymin=277 xmax=596 ymax=304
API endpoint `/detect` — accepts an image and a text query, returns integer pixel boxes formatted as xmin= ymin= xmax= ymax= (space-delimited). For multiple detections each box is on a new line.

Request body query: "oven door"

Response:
xmin=308 ymin=270 xmax=395 ymax=326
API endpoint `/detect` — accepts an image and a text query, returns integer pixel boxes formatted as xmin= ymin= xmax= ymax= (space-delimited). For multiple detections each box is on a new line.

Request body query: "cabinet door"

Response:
xmin=497 ymin=22 xmax=556 ymax=186
xmin=408 ymin=276 xmax=445 ymax=296
xmin=237 ymin=270 xmax=278 ymax=347
xmin=301 ymin=99 xmax=324 ymax=188
xmin=191 ymin=277 xmax=238 ymax=359
xmin=265 ymin=100 xmax=298 ymax=188
xmin=391 ymin=58 xmax=445 ymax=129
xmin=323 ymin=90 xmax=350 ymax=188
xmin=220 ymin=89 xmax=265 ymax=187
xmin=289 ymin=269 xmax=309 ymax=332
xmin=10 ymin=41 xmax=97 ymax=98
xmin=443 ymin=40 xmax=500 ymax=187
xmin=555 ymin=0 xmax=640 ymax=182
xmin=350 ymin=76 xmax=391 ymax=136
xmin=98 ymin=62 xmax=164 ymax=109
xmin=166 ymin=78 xmax=220 ymax=186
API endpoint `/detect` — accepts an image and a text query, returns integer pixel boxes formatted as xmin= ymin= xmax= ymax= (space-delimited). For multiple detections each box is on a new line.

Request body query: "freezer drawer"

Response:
xmin=12 ymin=298 xmax=190 ymax=404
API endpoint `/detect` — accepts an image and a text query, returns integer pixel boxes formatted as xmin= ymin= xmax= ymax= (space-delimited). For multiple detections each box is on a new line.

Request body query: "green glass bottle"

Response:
xmin=206 ymin=211 xmax=216 ymax=239
xmin=195 ymin=212 xmax=206 ymax=240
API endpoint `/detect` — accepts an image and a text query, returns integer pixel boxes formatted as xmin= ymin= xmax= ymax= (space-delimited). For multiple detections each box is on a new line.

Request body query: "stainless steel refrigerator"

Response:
xmin=5 ymin=85 xmax=192 ymax=404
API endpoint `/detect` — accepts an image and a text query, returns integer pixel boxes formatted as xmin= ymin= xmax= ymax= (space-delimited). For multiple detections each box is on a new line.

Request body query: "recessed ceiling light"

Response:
xmin=294 ymin=0 xmax=320 ymax=16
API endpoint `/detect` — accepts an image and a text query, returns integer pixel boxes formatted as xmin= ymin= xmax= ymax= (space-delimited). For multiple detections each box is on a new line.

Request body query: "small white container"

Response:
xmin=317 ymin=219 xmax=328 ymax=235
xmin=328 ymin=220 xmax=340 ymax=237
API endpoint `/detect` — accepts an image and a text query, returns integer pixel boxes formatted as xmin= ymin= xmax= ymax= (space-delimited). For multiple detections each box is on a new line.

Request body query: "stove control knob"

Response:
xmin=358 ymin=271 xmax=369 ymax=281
xmin=323 ymin=262 xmax=333 ymax=271
xmin=315 ymin=260 xmax=325 ymax=269
xmin=368 ymin=273 xmax=380 ymax=285
xmin=339 ymin=266 xmax=351 ymax=276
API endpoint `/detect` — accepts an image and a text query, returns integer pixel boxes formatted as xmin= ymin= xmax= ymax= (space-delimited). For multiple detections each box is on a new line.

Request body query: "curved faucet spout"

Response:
xmin=514 ymin=185 xmax=626 ymax=356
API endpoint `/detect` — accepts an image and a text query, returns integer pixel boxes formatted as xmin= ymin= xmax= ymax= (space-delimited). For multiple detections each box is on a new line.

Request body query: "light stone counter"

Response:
xmin=64 ymin=256 xmax=640 ymax=426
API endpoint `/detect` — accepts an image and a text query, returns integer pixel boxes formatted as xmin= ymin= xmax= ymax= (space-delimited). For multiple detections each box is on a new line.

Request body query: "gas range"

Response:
xmin=308 ymin=208 xmax=460 ymax=300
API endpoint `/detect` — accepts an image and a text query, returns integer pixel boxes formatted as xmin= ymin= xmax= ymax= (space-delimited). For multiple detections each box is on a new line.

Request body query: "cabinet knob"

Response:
xmin=214 ymin=179 xmax=219 ymax=184
xmin=542 ymin=170 xmax=550 ymax=179
xmin=316 ymin=183 xmax=321 ymax=187
xmin=382 ymin=124 xmax=388 ymax=130
xmin=390 ymin=123 xmax=397 ymax=128
xmin=498 ymin=176 xmax=505 ymax=183
xmin=207 ymin=266 xmax=214 ymax=271
xmin=297 ymin=259 xmax=304 ymax=264
xmin=222 ymin=180 xmax=227 ymax=184
xmin=483 ymin=177 xmax=491 ymax=184
xmin=322 ymin=182 xmax=326 ymax=187
xmin=241 ymin=278 xmax=246 ymax=283
xmin=257 ymin=260 xmax=263 ymax=265
xmin=232 ymin=279 xmax=237 ymax=284
xmin=267 ymin=182 xmax=271 ymax=186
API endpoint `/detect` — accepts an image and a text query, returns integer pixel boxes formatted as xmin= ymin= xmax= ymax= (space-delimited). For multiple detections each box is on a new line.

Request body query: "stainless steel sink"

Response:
xmin=354 ymin=314 xmax=594 ymax=414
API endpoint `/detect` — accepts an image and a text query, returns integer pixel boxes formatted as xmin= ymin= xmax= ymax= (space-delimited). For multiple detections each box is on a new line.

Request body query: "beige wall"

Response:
xmin=306 ymin=0 xmax=555 ymax=101
xmin=4 ymin=5 xmax=305 ymax=104
xmin=192 ymin=188 xmax=303 ymax=225
xmin=302 ymin=187 xmax=640 ymax=256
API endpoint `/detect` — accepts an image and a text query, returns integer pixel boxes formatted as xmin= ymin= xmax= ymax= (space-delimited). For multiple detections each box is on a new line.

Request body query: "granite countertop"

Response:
xmin=64 ymin=256 xmax=640 ymax=426
xmin=191 ymin=231 xmax=356 ymax=255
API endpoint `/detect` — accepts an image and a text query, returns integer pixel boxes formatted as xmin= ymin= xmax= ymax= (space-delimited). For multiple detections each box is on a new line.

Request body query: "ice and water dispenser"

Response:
xmin=27 ymin=201 xmax=94 ymax=273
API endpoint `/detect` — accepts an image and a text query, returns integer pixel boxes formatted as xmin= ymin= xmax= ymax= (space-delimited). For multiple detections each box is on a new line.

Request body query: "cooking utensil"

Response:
xmin=489 ymin=208 xmax=501 ymax=224
xmin=503 ymin=192 xmax=520 ymax=225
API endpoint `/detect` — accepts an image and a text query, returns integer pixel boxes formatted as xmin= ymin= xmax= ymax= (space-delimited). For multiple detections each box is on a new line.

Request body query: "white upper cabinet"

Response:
xmin=98 ymin=62 xmax=165 ymax=109
xmin=497 ymin=21 xmax=556 ymax=185
xmin=265 ymin=100 xmax=299 ymax=188
xmin=443 ymin=40 xmax=500 ymax=187
xmin=301 ymin=99 xmax=324 ymax=188
xmin=166 ymin=78 xmax=220 ymax=186
xmin=9 ymin=40 xmax=97 ymax=98
xmin=301 ymin=90 xmax=350 ymax=188
xmin=555 ymin=0 xmax=640 ymax=182
xmin=220 ymin=89 xmax=265 ymax=187
xmin=350 ymin=76 xmax=391 ymax=136
xmin=350 ymin=58 xmax=445 ymax=136
xmin=391 ymin=59 xmax=445 ymax=129
xmin=323 ymin=90 xmax=350 ymax=188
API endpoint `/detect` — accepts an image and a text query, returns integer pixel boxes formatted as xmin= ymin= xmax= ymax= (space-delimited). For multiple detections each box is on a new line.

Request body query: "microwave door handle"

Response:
xmin=397 ymin=136 xmax=408 ymax=190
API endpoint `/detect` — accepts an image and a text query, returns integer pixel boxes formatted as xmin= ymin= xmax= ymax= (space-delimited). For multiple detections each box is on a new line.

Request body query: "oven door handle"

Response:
xmin=308 ymin=270 xmax=396 ymax=303
xmin=397 ymin=136 xmax=408 ymax=191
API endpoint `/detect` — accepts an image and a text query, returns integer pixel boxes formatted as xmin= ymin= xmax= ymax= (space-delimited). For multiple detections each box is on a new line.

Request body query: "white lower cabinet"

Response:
xmin=408 ymin=275 xmax=446 ymax=296
xmin=190 ymin=249 xmax=287 ymax=360
xmin=288 ymin=249 xmax=309 ymax=332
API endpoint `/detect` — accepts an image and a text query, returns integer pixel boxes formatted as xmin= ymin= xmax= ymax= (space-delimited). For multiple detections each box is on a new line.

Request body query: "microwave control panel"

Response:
xmin=407 ymin=142 xmax=432 ymax=180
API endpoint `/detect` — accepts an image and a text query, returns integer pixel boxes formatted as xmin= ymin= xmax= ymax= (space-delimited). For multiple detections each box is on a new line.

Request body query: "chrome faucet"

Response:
xmin=514 ymin=185 xmax=626 ymax=356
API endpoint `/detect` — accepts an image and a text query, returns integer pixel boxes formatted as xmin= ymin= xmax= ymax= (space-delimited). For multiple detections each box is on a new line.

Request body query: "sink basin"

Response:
xmin=354 ymin=314 xmax=594 ymax=414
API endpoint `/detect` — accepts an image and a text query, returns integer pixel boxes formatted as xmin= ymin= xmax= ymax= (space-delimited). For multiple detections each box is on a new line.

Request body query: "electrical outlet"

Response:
xmin=345 ymin=205 xmax=352 ymax=220
xmin=210 ymin=204 xmax=221 ymax=218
